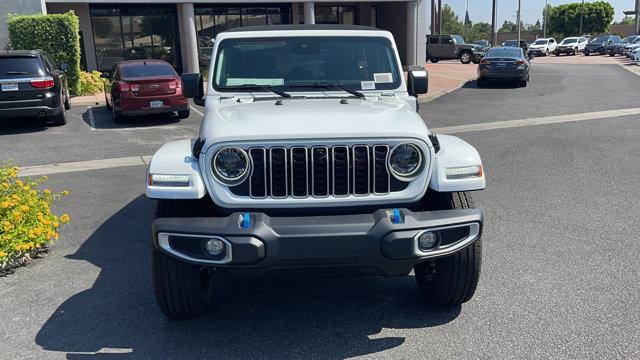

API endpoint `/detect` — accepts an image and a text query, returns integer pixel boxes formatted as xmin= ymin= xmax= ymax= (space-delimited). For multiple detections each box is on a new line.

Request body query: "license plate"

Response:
xmin=2 ymin=84 xmax=19 ymax=91
xmin=497 ymin=62 xmax=506 ymax=68
xmin=150 ymin=100 xmax=164 ymax=108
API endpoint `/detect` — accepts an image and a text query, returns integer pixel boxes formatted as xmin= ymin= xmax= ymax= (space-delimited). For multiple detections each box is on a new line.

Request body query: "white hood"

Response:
xmin=200 ymin=97 xmax=430 ymax=144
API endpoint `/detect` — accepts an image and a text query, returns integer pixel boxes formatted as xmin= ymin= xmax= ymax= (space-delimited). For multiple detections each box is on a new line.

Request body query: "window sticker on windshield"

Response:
xmin=373 ymin=73 xmax=393 ymax=84
xmin=226 ymin=78 xmax=284 ymax=86
xmin=361 ymin=81 xmax=376 ymax=90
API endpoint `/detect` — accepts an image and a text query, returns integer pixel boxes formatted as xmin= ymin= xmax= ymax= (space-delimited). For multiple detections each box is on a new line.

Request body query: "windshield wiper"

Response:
xmin=286 ymin=82 xmax=366 ymax=98
xmin=217 ymin=84 xmax=292 ymax=98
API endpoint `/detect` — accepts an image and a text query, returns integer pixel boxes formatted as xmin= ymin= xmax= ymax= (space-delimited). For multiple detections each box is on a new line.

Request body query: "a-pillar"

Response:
xmin=179 ymin=2 xmax=199 ymax=73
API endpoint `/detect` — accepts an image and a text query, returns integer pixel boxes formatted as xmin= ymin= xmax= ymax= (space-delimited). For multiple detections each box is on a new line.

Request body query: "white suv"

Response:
xmin=145 ymin=25 xmax=486 ymax=319
xmin=554 ymin=37 xmax=587 ymax=56
xmin=528 ymin=38 xmax=557 ymax=57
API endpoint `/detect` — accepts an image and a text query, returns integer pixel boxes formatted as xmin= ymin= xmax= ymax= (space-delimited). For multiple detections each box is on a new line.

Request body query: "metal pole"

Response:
xmin=491 ymin=0 xmax=497 ymax=46
xmin=635 ymin=0 xmax=639 ymax=34
xmin=579 ymin=0 xmax=584 ymax=35
xmin=517 ymin=0 xmax=522 ymax=44
xmin=543 ymin=0 xmax=548 ymax=38
xmin=431 ymin=0 xmax=436 ymax=34
xmin=438 ymin=0 xmax=442 ymax=34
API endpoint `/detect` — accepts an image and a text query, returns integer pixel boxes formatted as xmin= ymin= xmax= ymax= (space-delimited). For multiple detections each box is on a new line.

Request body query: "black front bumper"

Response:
xmin=555 ymin=47 xmax=576 ymax=54
xmin=152 ymin=208 xmax=483 ymax=277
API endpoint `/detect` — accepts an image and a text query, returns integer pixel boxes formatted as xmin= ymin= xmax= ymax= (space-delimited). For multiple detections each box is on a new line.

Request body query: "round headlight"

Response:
xmin=212 ymin=147 xmax=250 ymax=185
xmin=388 ymin=143 xmax=423 ymax=180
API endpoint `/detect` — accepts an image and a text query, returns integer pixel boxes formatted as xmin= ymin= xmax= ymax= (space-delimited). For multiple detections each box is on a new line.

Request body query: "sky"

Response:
xmin=442 ymin=0 xmax=634 ymax=27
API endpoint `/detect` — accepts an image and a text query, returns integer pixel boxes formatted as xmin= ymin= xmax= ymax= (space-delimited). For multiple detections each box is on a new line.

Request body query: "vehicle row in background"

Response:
xmin=606 ymin=35 xmax=640 ymax=56
xmin=0 ymin=50 xmax=70 ymax=125
xmin=101 ymin=60 xmax=189 ymax=123
xmin=528 ymin=38 xmax=557 ymax=57
xmin=584 ymin=35 xmax=622 ymax=56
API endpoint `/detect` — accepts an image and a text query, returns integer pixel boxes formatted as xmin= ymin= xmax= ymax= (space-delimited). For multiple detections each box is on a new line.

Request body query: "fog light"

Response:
xmin=205 ymin=238 xmax=225 ymax=255
xmin=417 ymin=231 xmax=439 ymax=250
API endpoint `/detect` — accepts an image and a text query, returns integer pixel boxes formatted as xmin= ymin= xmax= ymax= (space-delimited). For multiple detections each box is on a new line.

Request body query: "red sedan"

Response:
xmin=102 ymin=60 xmax=189 ymax=123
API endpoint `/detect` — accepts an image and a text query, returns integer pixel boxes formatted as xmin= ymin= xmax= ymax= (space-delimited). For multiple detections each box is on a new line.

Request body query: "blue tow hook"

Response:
xmin=241 ymin=212 xmax=251 ymax=229
xmin=392 ymin=209 xmax=402 ymax=224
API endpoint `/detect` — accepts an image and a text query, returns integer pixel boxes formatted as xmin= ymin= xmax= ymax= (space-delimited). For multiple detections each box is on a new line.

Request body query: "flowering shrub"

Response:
xmin=77 ymin=71 xmax=107 ymax=96
xmin=0 ymin=163 xmax=70 ymax=267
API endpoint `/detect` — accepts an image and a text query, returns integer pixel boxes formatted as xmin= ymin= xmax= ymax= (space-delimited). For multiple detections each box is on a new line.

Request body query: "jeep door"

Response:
xmin=440 ymin=36 xmax=457 ymax=59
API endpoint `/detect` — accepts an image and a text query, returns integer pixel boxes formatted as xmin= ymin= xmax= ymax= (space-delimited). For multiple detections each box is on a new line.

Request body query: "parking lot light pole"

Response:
xmin=517 ymin=0 xmax=522 ymax=44
xmin=579 ymin=0 xmax=585 ymax=35
xmin=543 ymin=0 xmax=548 ymax=38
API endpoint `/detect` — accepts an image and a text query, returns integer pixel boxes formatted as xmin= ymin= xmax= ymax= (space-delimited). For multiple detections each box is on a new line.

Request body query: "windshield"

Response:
xmin=561 ymin=38 xmax=577 ymax=44
xmin=533 ymin=39 xmax=547 ymax=45
xmin=452 ymin=35 xmax=465 ymax=44
xmin=621 ymin=36 xmax=635 ymax=43
xmin=486 ymin=48 xmax=522 ymax=58
xmin=591 ymin=36 xmax=607 ymax=44
xmin=502 ymin=40 xmax=518 ymax=47
xmin=121 ymin=62 xmax=176 ymax=78
xmin=213 ymin=36 xmax=401 ymax=92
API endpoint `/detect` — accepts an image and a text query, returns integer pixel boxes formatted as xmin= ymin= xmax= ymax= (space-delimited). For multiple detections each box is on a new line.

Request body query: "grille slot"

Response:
xmin=239 ymin=145 xmax=404 ymax=199
xmin=311 ymin=146 xmax=330 ymax=197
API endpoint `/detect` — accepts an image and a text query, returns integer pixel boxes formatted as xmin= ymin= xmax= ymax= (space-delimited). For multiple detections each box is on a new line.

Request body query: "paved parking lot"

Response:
xmin=1 ymin=60 xmax=639 ymax=359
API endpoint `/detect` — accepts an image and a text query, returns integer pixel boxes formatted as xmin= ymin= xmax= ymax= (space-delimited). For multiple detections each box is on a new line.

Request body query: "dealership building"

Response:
xmin=3 ymin=0 xmax=427 ymax=73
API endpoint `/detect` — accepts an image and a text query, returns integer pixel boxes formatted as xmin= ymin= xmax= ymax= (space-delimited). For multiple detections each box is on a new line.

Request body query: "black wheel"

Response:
xmin=414 ymin=192 xmax=482 ymax=307
xmin=609 ymin=53 xmax=615 ymax=57
xmin=112 ymin=106 xmax=124 ymax=123
xmin=555 ymin=52 xmax=559 ymax=56
xmin=64 ymin=92 xmax=71 ymax=110
xmin=430 ymin=58 xmax=439 ymax=63
xmin=50 ymin=94 xmax=67 ymax=126
xmin=573 ymin=48 xmax=578 ymax=55
xmin=459 ymin=51 xmax=472 ymax=64
xmin=177 ymin=109 xmax=190 ymax=119
xmin=584 ymin=52 xmax=589 ymax=56
xmin=152 ymin=200 xmax=216 ymax=319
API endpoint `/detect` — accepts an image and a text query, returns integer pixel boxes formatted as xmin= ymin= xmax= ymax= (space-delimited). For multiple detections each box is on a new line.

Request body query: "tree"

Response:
xmin=613 ymin=16 xmax=634 ymax=25
xmin=499 ymin=20 xmax=517 ymax=33
xmin=528 ymin=20 xmax=542 ymax=32
xmin=441 ymin=4 xmax=464 ymax=35
xmin=466 ymin=22 xmax=491 ymax=42
xmin=547 ymin=1 xmax=614 ymax=37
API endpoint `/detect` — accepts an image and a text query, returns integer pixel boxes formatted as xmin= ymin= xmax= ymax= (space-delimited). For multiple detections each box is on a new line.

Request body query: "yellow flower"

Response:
xmin=1 ymin=182 xmax=9 ymax=189
xmin=15 ymin=180 xmax=23 ymax=187
xmin=43 ymin=189 xmax=51 ymax=195
xmin=19 ymin=205 xmax=30 ymax=213
xmin=1 ymin=201 xmax=10 ymax=209
xmin=62 ymin=190 xmax=70 ymax=196
xmin=41 ymin=175 xmax=48 ymax=181
xmin=60 ymin=214 xmax=70 ymax=223
xmin=23 ymin=185 xmax=30 ymax=191
xmin=12 ymin=212 xmax=23 ymax=222
xmin=11 ymin=194 xmax=20 ymax=201
xmin=2 ymin=221 xmax=13 ymax=232
xmin=52 ymin=221 xmax=59 ymax=229
xmin=33 ymin=227 xmax=43 ymax=236
xmin=0 ymin=250 xmax=7 ymax=258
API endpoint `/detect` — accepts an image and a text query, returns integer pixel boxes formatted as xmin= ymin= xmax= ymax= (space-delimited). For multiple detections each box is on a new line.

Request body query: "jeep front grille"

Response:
xmin=242 ymin=145 xmax=398 ymax=199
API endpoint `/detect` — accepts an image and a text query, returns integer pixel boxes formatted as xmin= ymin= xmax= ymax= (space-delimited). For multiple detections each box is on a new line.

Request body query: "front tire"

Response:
xmin=459 ymin=51 xmax=472 ymax=64
xmin=152 ymin=200 xmax=215 ymax=319
xmin=177 ymin=109 xmax=190 ymax=119
xmin=414 ymin=192 xmax=482 ymax=307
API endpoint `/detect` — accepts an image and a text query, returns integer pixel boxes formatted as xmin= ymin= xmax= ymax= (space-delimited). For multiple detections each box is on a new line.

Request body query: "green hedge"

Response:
xmin=7 ymin=11 xmax=81 ymax=95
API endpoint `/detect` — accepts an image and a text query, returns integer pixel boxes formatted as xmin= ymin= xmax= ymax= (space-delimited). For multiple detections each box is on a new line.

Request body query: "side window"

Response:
xmin=428 ymin=36 xmax=438 ymax=45
xmin=41 ymin=55 xmax=55 ymax=71
xmin=443 ymin=36 xmax=454 ymax=45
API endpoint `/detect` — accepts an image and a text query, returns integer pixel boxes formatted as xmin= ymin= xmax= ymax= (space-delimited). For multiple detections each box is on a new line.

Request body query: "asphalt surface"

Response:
xmin=1 ymin=62 xmax=639 ymax=359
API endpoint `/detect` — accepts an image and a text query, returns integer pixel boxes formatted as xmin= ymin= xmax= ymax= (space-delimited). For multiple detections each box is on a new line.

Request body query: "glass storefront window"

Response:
xmin=90 ymin=4 xmax=180 ymax=72
xmin=300 ymin=5 xmax=357 ymax=25
xmin=194 ymin=4 xmax=292 ymax=71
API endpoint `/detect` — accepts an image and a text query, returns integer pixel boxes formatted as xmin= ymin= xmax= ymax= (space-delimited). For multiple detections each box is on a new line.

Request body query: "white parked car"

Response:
xmin=630 ymin=47 xmax=640 ymax=65
xmin=554 ymin=37 xmax=588 ymax=56
xmin=145 ymin=25 xmax=486 ymax=319
xmin=528 ymin=38 xmax=557 ymax=57
xmin=623 ymin=39 xmax=640 ymax=57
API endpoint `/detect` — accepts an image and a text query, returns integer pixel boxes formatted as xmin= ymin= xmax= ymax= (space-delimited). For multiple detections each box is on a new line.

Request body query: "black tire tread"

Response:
xmin=415 ymin=191 xmax=482 ymax=306
xmin=152 ymin=200 xmax=213 ymax=319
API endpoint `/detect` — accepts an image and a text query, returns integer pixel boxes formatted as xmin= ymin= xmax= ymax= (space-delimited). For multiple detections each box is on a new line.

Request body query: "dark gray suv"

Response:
xmin=0 ymin=50 xmax=70 ymax=125
xmin=426 ymin=35 xmax=485 ymax=64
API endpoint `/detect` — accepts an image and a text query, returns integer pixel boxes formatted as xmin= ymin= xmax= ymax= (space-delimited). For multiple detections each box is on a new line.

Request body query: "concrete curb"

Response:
xmin=418 ymin=75 xmax=477 ymax=104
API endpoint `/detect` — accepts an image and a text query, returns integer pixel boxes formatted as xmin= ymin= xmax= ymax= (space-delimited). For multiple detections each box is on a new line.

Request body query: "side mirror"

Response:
xmin=181 ymin=73 xmax=205 ymax=106
xmin=407 ymin=66 xmax=428 ymax=97
xmin=59 ymin=63 xmax=69 ymax=71
xmin=100 ymin=72 xmax=111 ymax=79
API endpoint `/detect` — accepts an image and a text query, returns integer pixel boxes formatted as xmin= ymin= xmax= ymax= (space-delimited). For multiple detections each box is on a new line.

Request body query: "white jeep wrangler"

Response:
xmin=146 ymin=25 xmax=486 ymax=319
